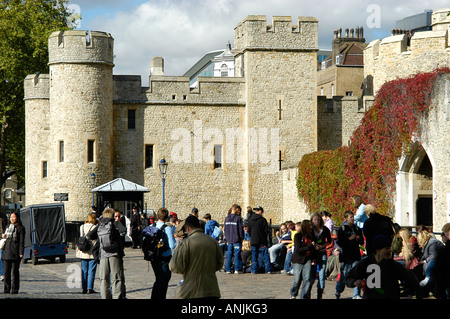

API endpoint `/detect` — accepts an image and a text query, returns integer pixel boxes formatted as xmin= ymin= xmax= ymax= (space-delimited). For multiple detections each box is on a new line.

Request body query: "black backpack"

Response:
xmin=97 ymin=220 xmax=120 ymax=253
xmin=142 ymin=224 xmax=168 ymax=261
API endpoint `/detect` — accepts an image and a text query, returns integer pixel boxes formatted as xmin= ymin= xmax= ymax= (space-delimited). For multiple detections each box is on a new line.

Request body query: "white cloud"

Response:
xmin=71 ymin=0 xmax=449 ymax=85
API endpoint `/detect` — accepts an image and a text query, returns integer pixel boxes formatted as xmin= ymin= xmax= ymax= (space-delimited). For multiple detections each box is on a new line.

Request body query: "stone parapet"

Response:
xmin=48 ymin=30 xmax=114 ymax=66
xmin=364 ymin=26 xmax=450 ymax=94
xmin=24 ymin=74 xmax=50 ymax=100
xmin=234 ymin=15 xmax=318 ymax=52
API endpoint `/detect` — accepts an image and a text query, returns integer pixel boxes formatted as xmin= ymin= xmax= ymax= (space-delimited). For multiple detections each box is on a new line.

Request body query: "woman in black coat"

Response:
xmin=1 ymin=212 xmax=25 ymax=294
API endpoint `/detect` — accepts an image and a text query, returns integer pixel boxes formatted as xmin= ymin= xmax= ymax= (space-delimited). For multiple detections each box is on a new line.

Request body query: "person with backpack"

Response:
xmin=93 ymin=208 xmax=127 ymax=299
xmin=204 ymin=213 xmax=221 ymax=240
xmin=148 ymin=207 xmax=176 ymax=299
xmin=75 ymin=213 xmax=99 ymax=294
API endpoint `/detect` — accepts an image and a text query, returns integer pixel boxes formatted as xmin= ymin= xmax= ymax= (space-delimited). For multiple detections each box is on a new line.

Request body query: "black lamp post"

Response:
xmin=88 ymin=172 xmax=96 ymax=206
xmin=159 ymin=157 xmax=168 ymax=208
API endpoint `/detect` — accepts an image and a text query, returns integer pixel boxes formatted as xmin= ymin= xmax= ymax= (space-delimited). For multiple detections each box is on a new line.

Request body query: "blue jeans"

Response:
xmin=336 ymin=260 xmax=361 ymax=297
xmin=151 ymin=256 xmax=172 ymax=299
xmin=81 ymin=258 xmax=97 ymax=290
xmin=251 ymin=245 xmax=271 ymax=273
xmin=424 ymin=259 xmax=436 ymax=278
xmin=226 ymin=242 xmax=243 ymax=272
xmin=284 ymin=249 xmax=293 ymax=271
xmin=316 ymin=252 xmax=328 ymax=290
xmin=290 ymin=261 xmax=314 ymax=298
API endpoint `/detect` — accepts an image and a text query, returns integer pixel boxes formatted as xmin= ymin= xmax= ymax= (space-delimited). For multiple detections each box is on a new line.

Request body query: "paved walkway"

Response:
xmin=0 ymin=246 xmax=355 ymax=299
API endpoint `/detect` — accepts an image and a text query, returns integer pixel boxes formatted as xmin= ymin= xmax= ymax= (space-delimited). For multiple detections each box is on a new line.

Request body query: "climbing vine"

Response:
xmin=297 ymin=67 xmax=450 ymax=223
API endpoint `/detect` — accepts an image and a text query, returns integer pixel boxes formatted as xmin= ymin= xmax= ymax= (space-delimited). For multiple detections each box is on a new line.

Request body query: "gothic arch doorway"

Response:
xmin=396 ymin=141 xmax=433 ymax=228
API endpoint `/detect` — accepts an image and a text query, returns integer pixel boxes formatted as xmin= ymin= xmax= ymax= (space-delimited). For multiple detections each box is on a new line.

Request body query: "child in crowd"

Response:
xmin=335 ymin=211 xmax=364 ymax=299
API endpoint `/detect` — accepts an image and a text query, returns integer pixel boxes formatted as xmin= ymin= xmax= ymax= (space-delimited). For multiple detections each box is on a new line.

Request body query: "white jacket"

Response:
xmin=75 ymin=223 xmax=98 ymax=259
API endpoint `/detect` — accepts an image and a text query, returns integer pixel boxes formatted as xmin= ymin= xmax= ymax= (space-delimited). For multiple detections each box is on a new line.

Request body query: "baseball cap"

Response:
xmin=253 ymin=206 xmax=264 ymax=212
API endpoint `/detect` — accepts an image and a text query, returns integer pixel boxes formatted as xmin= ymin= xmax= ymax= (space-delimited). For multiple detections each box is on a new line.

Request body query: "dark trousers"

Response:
xmin=151 ymin=256 xmax=172 ymax=299
xmin=131 ymin=229 xmax=140 ymax=248
xmin=3 ymin=259 xmax=20 ymax=293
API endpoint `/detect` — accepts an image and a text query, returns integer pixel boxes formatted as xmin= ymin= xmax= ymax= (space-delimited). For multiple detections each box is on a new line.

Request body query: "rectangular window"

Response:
xmin=59 ymin=141 xmax=64 ymax=162
xmin=145 ymin=144 xmax=154 ymax=168
xmin=88 ymin=140 xmax=95 ymax=163
xmin=214 ymin=145 xmax=222 ymax=169
xmin=278 ymin=100 xmax=283 ymax=120
xmin=128 ymin=109 xmax=136 ymax=130
xmin=346 ymin=91 xmax=353 ymax=96
xmin=42 ymin=161 xmax=48 ymax=178
xmin=326 ymin=101 xmax=333 ymax=113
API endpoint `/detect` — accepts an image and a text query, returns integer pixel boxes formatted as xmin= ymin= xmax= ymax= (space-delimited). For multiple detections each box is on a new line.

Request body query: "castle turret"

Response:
xmin=24 ymin=73 xmax=51 ymax=206
xmin=233 ymin=15 xmax=318 ymax=221
xmin=45 ymin=30 xmax=114 ymax=220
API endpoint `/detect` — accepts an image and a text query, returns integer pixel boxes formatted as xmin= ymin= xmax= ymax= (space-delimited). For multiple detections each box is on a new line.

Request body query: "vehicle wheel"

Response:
xmin=59 ymin=255 xmax=66 ymax=263
xmin=32 ymin=255 xmax=38 ymax=265
xmin=22 ymin=258 xmax=28 ymax=264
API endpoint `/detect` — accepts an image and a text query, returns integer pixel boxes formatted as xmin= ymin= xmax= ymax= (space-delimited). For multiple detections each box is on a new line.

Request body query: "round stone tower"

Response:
xmin=47 ymin=30 xmax=114 ymax=220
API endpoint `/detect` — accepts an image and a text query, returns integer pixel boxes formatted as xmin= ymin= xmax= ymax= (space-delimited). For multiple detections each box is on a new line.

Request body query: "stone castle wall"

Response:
xmin=414 ymin=75 xmax=450 ymax=231
xmin=364 ymin=21 xmax=450 ymax=94
xmin=112 ymin=102 xmax=246 ymax=223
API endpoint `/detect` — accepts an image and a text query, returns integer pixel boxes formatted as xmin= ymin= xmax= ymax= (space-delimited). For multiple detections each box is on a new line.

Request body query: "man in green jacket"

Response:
xmin=169 ymin=215 xmax=223 ymax=299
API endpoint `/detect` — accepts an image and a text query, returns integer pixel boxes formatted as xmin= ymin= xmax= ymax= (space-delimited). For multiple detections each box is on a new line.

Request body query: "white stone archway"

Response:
xmin=395 ymin=141 xmax=434 ymax=228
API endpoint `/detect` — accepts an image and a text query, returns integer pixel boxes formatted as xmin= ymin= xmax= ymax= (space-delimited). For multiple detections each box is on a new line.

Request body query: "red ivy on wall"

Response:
xmin=297 ymin=67 xmax=450 ymax=224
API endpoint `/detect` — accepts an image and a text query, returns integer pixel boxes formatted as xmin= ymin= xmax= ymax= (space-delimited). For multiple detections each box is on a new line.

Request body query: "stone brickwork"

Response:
xmin=24 ymin=74 xmax=50 ymax=207
xmin=364 ymin=9 xmax=450 ymax=95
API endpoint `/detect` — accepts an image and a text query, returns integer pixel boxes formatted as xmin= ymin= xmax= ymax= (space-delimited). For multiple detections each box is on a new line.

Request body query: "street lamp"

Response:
xmin=88 ymin=172 xmax=96 ymax=207
xmin=159 ymin=157 xmax=168 ymax=208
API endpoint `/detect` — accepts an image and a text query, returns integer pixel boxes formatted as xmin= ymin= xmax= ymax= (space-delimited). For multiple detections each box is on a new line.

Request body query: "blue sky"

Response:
xmin=66 ymin=0 xmax=449 ymax=85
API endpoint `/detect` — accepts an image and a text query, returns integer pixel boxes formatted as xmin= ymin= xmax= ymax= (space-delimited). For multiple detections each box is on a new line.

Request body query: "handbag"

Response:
xmin=0 ymin=238 xmax=6 ymax=250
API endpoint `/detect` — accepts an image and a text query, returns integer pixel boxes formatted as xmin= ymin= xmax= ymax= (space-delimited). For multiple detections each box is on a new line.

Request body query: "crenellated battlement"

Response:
xmin=48 ymin=30 xmax=114 ymax=66
xmin=24 ymin=73 xmax=50 ymax=100
xmin=364 ymin=10 xmax=450 ymax=94
xmin=113 ymin=74 xmax=246 ymax=105
xmin=234 ymin=15 xmax=318 ymax=52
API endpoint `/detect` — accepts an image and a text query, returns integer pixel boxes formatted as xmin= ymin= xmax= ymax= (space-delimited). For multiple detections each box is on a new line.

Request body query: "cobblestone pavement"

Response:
xmin=0 ymin=246 xmax=356 ymax=300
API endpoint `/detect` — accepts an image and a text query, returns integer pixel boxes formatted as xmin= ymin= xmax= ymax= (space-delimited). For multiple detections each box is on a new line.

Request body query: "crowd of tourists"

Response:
xmin=72 ymin=197 xmax=450 ymax=300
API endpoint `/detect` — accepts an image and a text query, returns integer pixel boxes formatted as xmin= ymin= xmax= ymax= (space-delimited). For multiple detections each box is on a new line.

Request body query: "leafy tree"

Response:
xmin=0 ymin=0 xmax=73 ymax=189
